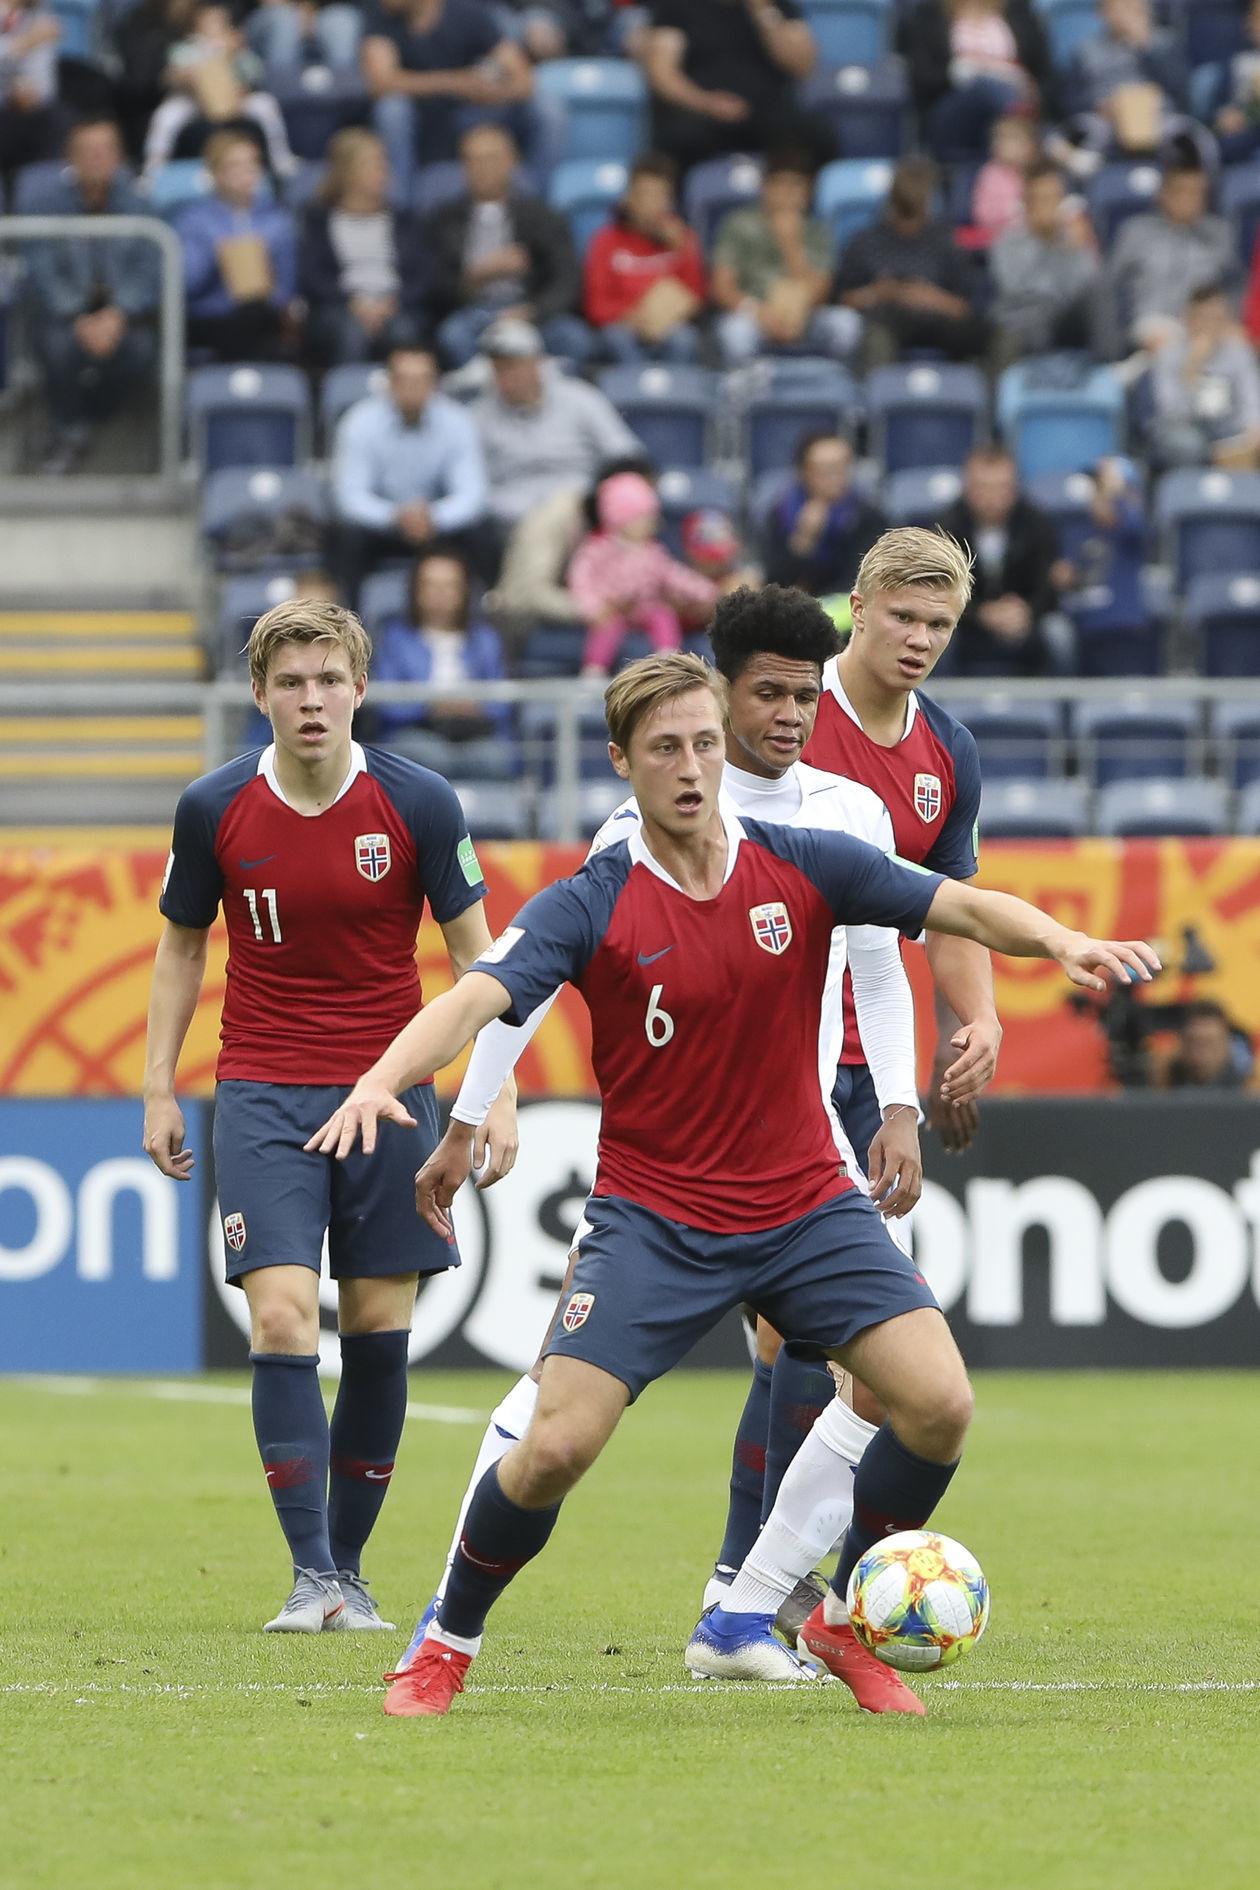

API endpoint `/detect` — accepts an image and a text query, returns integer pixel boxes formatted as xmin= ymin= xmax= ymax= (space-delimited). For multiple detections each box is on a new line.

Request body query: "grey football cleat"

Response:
xmin=329 ymin=1570 xmax=396 ymax=1631
xmin=774 ymin=1573 xmax=828 ymax=1646
xmin=263 ymin=1568 xmax=345 ymax=1633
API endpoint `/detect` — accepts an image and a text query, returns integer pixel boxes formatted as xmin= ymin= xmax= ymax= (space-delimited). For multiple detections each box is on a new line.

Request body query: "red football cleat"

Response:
xmin=797 ymin=1605 xmax=927 ymax=1716
xmin=382 ymin=1640 xmax=473 ymax=1718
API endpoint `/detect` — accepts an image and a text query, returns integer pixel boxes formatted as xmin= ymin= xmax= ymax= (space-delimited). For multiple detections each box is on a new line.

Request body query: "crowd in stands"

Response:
xmin=15 ymin=0 xmax=1260 ymax=813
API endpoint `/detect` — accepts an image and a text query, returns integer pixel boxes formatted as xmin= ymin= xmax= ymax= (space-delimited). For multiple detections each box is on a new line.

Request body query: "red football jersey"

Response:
xmin=160 ymin=743 xmax=485 ymax=1083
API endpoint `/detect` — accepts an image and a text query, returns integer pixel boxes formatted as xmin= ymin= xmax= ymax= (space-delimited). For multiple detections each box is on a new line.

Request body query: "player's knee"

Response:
xmin=250 ymin=1298 xmax=316 ymax=1355
xmin=907 ymin=1373 xmax=973 ymax=1461
xmin=515 ymin=1423 xmax=597 ymax=1499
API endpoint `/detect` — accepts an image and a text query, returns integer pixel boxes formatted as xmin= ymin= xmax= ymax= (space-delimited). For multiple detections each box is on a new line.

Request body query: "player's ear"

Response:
xmin=849 ymin=590 xmax=863 ymax=633
xmin=609 ymin=740 xmax=629 ymax=779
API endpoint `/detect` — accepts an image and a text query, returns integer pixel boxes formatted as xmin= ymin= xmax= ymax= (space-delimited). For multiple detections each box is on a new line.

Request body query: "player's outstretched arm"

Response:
xmin=923 ymin=882 xmax=1161 ymax=991
xmin=142 ymin=920 xmax=210 ymax=1180
xmin=304 ymin=971 xmax=514 ymax=1159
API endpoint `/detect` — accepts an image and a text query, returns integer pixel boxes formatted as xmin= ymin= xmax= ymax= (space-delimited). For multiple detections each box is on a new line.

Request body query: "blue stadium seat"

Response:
xmin=996 ymin=358 xmax=1125 ymax=480
xmin=186 ymin=364 xmax=312 ymax=473
xmin=815 ymin=158 xmax=894 ymax=250
xmin=683 ymin=153 xmax=763 ymax=252
xmin=519 ymin=700 xmax=614 ymax=781
xmin=320 ymin=362 xmax=387 ymax=446
xmin=1184 ymin=572 xmax=1260 ymax=677
xmin=1095 ymin=777 xmax=1230 ymax=838
xmin=516 ymin=623 xmax=587 ymax=680
xmin=865 ymin=363 xmax=987 ymax=474
xmin=202 ymin=467 xmax=328 ymax=569
xmin=1034 ymin=0 xmax=1108 ymax=72
xmin=1211 ymin=697 xmax=1260 ymax=787
xmin=800 ymin=59 xmax=908 ymax=160
xmin=1167 ymin=0 xmax=1248 ymax=70
xmin=739 ymin=360 xmax=861 ymax=479
xmin=147 ymin=159 xmax=210 ymax=219
xmin=548 ymin=158 xmax=629 ymax=255
xmin=283 ymin=159 xmax=327 ymax=211
xmin=451 ymin=782 xmax=532 ymax=840
xmin=267 ymin=66 xmax=368 ymax=160
xmin=656 ymin=467 xmax=739 ymax=556
xmin=217 ymin=572 xmax=301 ymax=668
xmin=950 ymin=694 xmax=1063 ymax=779
xmin=1235 ymin=777 xmax=1260 ymax=833
xmin=1155 ymin=468 xmax=1260 ymax=589
xmin=1219 ymin=163 xmax=1260 ymax=268
xmin=800 ymin=0 xmax=892 ymax=66
xmin=1072 ymin=695 xmax=1202 ymax=785
xmin=597 ymin=363 xmax=717 ymax=469
xmin=534 ymin=59 xmax=647 ymax=167
xmin=978 ymin=777 xmax=1089 ymax=839
xmin=12 ymin=161 xmax=78 ymax=214
xmin=50 ymin=0 xmax=96 ymax=59
xmin=1086 ymin=162 xmax=1163 ymax=249
xmin=358 ymin=566 xmax=411 ymax=634
xmin=538 ymin=779 xmax=630 ymax=839
xmin=881 ymin=465 xmax=962 ymax=525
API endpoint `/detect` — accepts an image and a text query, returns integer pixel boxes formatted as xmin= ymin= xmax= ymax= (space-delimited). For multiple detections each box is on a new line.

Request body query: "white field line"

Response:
xmin=3 ymin=1680 xmax=1259 ymax=1699
xmin=5 ymin=1375 xmax=486 ymax=1426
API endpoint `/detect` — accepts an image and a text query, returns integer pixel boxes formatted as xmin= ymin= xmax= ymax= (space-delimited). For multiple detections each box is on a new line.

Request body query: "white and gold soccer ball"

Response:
xmin=846 ymin=1530 xmax=990 ymax=1672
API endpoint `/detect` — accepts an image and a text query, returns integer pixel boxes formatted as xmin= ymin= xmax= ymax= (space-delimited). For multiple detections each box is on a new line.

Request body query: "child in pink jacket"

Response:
xmin=568 ymin=471 xmax=718 ymax=676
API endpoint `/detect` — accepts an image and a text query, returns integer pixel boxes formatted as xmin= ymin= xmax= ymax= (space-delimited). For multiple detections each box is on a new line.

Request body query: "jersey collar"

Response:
xmin=626 ymin=795 xmax=744 ymax=892
xmin=823 ymin=657 xmax=919 ymax=741
xmin=258 ymin=741 xmax=366 ymax=811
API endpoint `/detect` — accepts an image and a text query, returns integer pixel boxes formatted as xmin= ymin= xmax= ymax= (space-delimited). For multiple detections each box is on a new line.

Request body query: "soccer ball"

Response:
xmin=846 ymin=1530 xmax=989 ymax=1672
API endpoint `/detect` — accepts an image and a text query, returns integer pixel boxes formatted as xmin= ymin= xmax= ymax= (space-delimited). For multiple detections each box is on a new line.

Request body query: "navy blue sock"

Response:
xmin=437 ymin=1465 xmax=562 ymax=1641
xmin=327 ymin=1329 xmax=411 ymax=1575
xmin=716 ymin=1357 xmax=773 ymax=1572
xmin=832 ymin=1423 xmax=961 ymax=1598
xmin=761 ymin=1351 xmax=834 ymax=1526
xmin=250 ymin=1352 xmax=334 ymax=1575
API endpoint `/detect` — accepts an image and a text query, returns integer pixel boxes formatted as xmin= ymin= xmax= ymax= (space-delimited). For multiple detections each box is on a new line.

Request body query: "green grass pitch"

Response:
xmin=2 ymin=1369 xmax=1258 ymax=1890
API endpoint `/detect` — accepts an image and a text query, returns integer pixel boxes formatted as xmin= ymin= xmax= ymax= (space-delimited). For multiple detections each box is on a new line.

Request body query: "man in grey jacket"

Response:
xmin=1106 ymin=158 xmax=1239 ymax=351
xmin=991 ymin=162 xmax=1100 ymax=369
xmin=23 ymin=117 xmax=161 ymax=473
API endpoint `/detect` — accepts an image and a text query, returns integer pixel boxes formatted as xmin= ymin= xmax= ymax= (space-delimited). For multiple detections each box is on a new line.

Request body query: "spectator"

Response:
xmin=245 ymin=0 xmax=363 ymax=72
xmin=423 ymin=121 xmax=589 ymax=368
xmin=0 ymin=0 xmax=64 ymax=177
xmin=583 ymin=152 xmax=705 ymax=364
xmin=567 ymin=469 xmax=716 ymax=675
xmin=643 ymin=0 xmax=829 ymax=176
xmin=482 ymin=450 xmax=657 ymax=633
xmin=373 ymin=546 xmax=515 ymax=778
xmin=1064 ymin=0 xmax=1184 ymax=148
xmin=1055 ymin=457 xmax=1155 ymax=676
xmin=1165 ymin=1000 xmax=1253 ymax=1090
xmin=142 ymin=2 xmax=296 ymax=182
xmin=834 ymin=155 xmax=986 ymax=372
xmin=299 ymin=127 xmax=426 ymax=367
xmin=469 ymin=315 xmax=641 ymax=553
xmin=1107 ymin=159 xmax=1239 ymax=353
xmin=940 ymin=444 xmax=1068 ymax=676
xmin=362 ymin=0 xmax=533 ymax=199
xmin=990 ymin=160 xmax=1099 ymax=367
xmin=330 ymin=344 xmax=487 ymax=600
xmin=22 ymin=117 xmax=161 ymax=475
xmin=490 ymin=0 xmax=584 ymax=61
xmin=1212 ymin=0 xmax=1260 ymax=166
xmin=763 ymin=432 xmax=885 ymax=598
xmin=115 ymin=0 xmax=199 ymax=161
xmin=710 ymin=147 xmax=854 ymax=367
xmin=177 ymin=129 xmax=298 ymax=361
xmin=902 ymin=0 xmax=1051 ymax=165
xmin=680 ymin=506 xmax=759 ymax=596
xmin=1147 ymin=284 xmax=1260 ymax=472
xmin=970 ymin=111 xmax=1040 ymax=244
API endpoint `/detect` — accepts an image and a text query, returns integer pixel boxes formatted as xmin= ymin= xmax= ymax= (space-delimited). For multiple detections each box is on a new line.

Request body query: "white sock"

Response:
xmin=724 ymin=1398 xmax=877 ymax=1617
xmin=424 ymin=1620 xmax=482 ymax=1657
xmin=433 ymin=1374 xmax=540 ymax=1604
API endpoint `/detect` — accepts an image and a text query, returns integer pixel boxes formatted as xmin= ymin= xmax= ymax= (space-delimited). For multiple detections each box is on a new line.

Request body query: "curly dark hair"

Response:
xmin=708 ymin=583 xmax=841 ymax=684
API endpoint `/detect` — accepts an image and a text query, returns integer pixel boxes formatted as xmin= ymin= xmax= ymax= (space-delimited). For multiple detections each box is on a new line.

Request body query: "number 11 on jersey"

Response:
xmin=243 ymin=888 xmax=282 ymax=943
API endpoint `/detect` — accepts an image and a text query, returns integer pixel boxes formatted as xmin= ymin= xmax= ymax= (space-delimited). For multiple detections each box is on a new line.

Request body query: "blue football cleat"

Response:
xmin=685 ymin=1604 xmax=821 ymax=1683
xmin=397 ymin=1593 xmax=440 ymax=1671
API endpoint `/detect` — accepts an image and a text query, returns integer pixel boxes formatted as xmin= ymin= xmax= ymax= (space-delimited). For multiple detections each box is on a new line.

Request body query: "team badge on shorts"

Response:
xmin=355 ymin=833 xmax=392 ymax=881
xmin=914 ymin=773 xmax=942 ymax=823
xmin=749 ymin=902 xmax=792 ymax=955
xmin=223 ymin=1212 xmax=247 ymax=1252
xmin=562 ymin=1291 xmax=595 ymax=1331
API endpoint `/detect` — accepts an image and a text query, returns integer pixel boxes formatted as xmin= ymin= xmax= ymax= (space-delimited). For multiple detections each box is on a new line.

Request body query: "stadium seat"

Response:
xmin=201 ymin=467 xmax=328 ymax=571
xmin=814 ymin=158 xmax=893 ymax=250
xmin=1155 ymin=468 xmax=1260 ymax=589
xmin=881 ymin=465 xmax=962 ymax=526
xmin=320 ymin=361 xmax=387 ymax=445
xmin=800 ymin=0 xmax=892 ymax=66
xmin=548 ymin=158 xmax=629 ymax=255
xmin=738 ymin=359 xmax=860 ymax=479
xmin=538 ymin=778 xmax=629 ymax=839
xmin=411 ymin=158 xmax=536 ymax=219
xmin=451 ymin=781 xmax=532 ymax=840
xmin=865 ymin=364 xmax=987 ymax=474
xmin=519 ymin=700 xmax=613 ymax=781
xmin=49 ymin=0 xmax=96 ymax=59
xmin=1095 ymin=777 xmax=1230 ymax=838
xmin=800 ymin=59 xmax=908 ymax=161
xmin=1072 ymin=695 xmax=1202 ymax=785
xmin=1034 ymin=0 xmax=1105 ymax=71
xmin=147 ymin=159 xmax=210 ymax=218
xmin=683 ymin=153 xmax=763 ymax=252
xmin=357 ymin=566 xmax=410 ymax=634
xmin=1183 ymin=572 xmax=1260 ymax=677
xmin=1026 ymin=469 xmax=1162 ymax=672
xmin=597 ymin=363 xmax=717 ymax=470
xmin=186 ymin=364 xmax=312 ymax=474
xmin=282 ymin=158 xmax=327 ymax=211
xmin=217 ymin=572 xmax=300 ymax=667
xmin=267 ymin=66 xmax=368 ymax=161
xmin=12 ymin=161 xmax=78 ymax=214
xmin=1210 ymin=698 xmax=1260 ymax=787
xmin=656 ymin=467 xmax=739 ymax=555
xmin=1167 ymin=0 xmax=1249 ymax=69
xmin=516 ymin=623 xmax=587 ymax=680
xmin=1220 ymin=164 xmax=1260 ymax=269
xmin=996 ymin=358 xmax=1125 ymax=480
xmin=950 ymin=695 xmax=1064 ymax=778
xmin=534 ymin=59 xmax=647 ymax=167
xmin=1086 ymin=163 xmax=1163 ymax=249
xmin=977 ymin=777 xmax=1089 ymax=838
xmin=1235 ymin=777 xmax=1260 ymax=833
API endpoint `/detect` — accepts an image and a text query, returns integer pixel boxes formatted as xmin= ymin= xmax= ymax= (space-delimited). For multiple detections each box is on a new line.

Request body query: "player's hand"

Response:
xmin=474 ymin=1087 xmax=519 ymax=1189
xmin=925 ymin=1060 xmax=979 ymax=1154
xmin=866 ymin=1107 xmax=922 ymax=1219
xmin=939 ymin=1015 xmax=1003 ymax=1106
xmin=413 ymin=1124 xmax=473 ymax=1240
xmin=1053 ymin=934 xmax=1161 ymax=994
xmin=304 ymin=1079 xmax=416 ymax=1159
xmin=142 ymin=1094 xmax=195 ymax=1179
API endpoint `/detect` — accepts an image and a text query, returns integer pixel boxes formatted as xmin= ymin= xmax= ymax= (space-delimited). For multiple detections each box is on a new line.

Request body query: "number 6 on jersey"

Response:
xmin=645 ymin=982 xmax=674 ymax=1047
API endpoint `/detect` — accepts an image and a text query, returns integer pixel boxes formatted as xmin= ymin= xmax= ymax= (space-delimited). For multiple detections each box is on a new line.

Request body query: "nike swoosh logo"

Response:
xmin=637 ymin=946 xmax=673 ymax=966
xmin=239 ymin=855 xmax=276 ymax=870
xmin=364 ymin=1468 xmax=392 ymax=1481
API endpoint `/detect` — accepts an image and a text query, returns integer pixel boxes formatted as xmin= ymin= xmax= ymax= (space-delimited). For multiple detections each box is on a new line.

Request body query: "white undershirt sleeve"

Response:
xmin=848 ymin=927 xmax=921 ymax=1119
xmin=449 ymin=991 xmax=560 ymax=1127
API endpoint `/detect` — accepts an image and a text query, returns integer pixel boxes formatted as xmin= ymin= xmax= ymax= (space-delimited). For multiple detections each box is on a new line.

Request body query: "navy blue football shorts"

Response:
xmin=831 ymin=1063 xmax=882 ymax=1181
xmin=542 ymin=1188 xmax=940 ymax=1401
xmin=212 ymin=1079 xmax=456 ymax=1285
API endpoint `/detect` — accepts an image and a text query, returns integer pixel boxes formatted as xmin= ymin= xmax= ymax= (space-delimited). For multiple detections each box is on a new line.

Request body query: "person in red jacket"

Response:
xmin=583 ymin=152 xmax=707 ymax=363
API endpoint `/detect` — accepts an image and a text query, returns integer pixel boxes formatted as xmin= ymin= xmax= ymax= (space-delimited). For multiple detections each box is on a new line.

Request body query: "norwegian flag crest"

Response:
xmin=562 ymin=1291 xmax=595 ymax=1332
xmin=749 ymin=902 xmax=793 ymax=955
xmin=355 ymin=833 xmax=392 ymax=881
xmin=914 ymin=773 xmax=942 ymax=823
xmin=223 ymin=1212 xmax=246 ymax=1253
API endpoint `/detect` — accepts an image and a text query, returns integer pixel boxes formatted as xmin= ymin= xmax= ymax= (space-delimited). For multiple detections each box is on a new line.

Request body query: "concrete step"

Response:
xmin=0 ymin=645 xmax=202 ymax=674
xmin=0 ymin=715 xmax=203 ymax=747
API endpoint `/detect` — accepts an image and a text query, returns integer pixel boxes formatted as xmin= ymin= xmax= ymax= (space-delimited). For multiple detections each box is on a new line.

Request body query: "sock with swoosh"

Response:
xmin=251 ymin=1351 xmax=335 ymax=1576
xmin=327 ymin=1328 xmax=411 ymax=1575
xmin=436 ymin=1465 xmax=562 ymax=1642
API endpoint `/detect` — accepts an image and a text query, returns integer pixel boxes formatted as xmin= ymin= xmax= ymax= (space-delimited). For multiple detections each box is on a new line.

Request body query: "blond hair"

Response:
xmin=247 ymin=598 xmax=372 ymax=692
xmin=854 ymin=527 xmax=974 ymax=606
xmin=321 ymin=127 xmax=385 ymax=206
xmin=604 ymin=651 xmax=727 ymax=753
